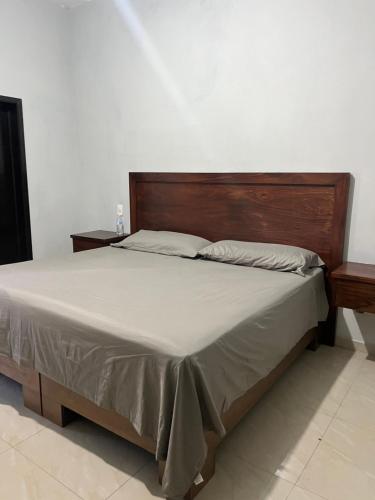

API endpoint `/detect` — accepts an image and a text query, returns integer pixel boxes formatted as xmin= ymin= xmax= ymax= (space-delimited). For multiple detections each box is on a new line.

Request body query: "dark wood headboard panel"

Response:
xmin=130 ymin=172 xmax=350 ymax=273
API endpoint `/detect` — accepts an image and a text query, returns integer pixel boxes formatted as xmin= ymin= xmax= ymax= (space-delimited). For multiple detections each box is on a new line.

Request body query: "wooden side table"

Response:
xmin=70 ymin=230 xmax=128 ymax=253
xmin=331 ymin=262 xmax=375 ymax=313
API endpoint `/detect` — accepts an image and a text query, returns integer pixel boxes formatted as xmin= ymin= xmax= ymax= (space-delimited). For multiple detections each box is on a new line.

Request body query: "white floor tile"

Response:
xmin=287 ymin=485 xmax=327 ymax=499
xmin=322 ymin=417 xmax=375 ymax=477
xmin=221 ymin=396 xmax=331 ymax=483
xmin=199 ymin=451 xmax=294 ymax=500
xmin=0 ymin=448 xmax=80 ymax=499
xmin=0 ymin=436 xmax=10 ymax=455
xmin=298 ymin=441 xmax=375 ymax=500
xmin=268 ymin=353 xmax=352 ymax=417
xmin=108 ymin=462 xmax=163 ymax=499
xmin=0 ymin=376 xmax=46 ymax=446
xmin=110 ymin=451 xmax=294 ymax=500
xmin=336 ymin=363 xmax=375 ymax=431
xmin=17 ymin=418 xmax=151 ymax=500
xmin=301 ymin=346 xmax=365 ymax=383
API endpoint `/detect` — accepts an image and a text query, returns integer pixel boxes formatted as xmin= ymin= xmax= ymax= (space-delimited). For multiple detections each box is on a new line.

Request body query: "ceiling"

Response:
xmin=47 ymin=0 xmax=91 ymax=8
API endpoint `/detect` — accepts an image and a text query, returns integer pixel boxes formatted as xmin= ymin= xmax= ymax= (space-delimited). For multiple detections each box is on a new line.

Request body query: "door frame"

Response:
xmin=0 ymin=95 xmax=33 ymax=261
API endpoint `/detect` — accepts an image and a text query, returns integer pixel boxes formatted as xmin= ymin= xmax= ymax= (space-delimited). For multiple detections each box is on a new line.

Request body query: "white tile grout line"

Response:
xmin=12 ymin=418 xmax=153 ymax=500
xmin=206 ymin=349 xmax=360 ymax=489
xmin=15 ymin=446 xmax=85 ymax=500
xmin=284 ymin=421 xmax=333 ymax=500
xmin=285 ymin=351 xmax=369 ymax=500
xmin=222 ymin=353 xmax=358 ymax=478
xmin=330 ymin=357 xmax=374 ymax=430
xmin=15 ymin=434 xmax=153 ymax=500
xmin=0 ymin=395 xmax=153 ymax=500
xmin=286 ymin=485 xmax=328 ymax=500
xmin=0 ymin=440 xmax=11 ymax=457
xmin=104 ymin=476 xmax=136 ymax=500
xmin=11 ymin=426 xmax=49 ymax=448
xmin=289 ymin=348 xmax=368 ymax=498
xmin=105 ymin=460 xmax=154 ymax=500
xmin=0 ymin=404 xmax=51 ymax=448
xmin=0 ymin=390 xmax=84 ymax=499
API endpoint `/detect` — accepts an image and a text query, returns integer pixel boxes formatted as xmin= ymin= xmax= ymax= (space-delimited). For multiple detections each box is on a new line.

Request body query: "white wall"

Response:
xmin=69 ymin=0 xmax=375 ymax=350
xmin=0 ymin=0 xmax=82 ymax=258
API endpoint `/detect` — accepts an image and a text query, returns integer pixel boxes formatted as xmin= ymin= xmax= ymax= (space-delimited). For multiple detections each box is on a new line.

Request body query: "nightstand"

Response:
xmin=331 ymin=262 xmax=375 ymax=313
xmin=70 ymin=230 xmax=128 ymax=253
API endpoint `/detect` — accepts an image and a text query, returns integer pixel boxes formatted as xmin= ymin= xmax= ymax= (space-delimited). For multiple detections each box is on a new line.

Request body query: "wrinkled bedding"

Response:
xmin=0 ymin=247 xmax=328 ymax=498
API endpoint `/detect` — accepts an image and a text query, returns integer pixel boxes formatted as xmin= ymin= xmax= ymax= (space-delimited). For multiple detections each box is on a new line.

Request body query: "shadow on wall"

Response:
xmin=342 ymin=173 xmax=355 ymax=261
xmin=336 ymin=308 xmax=375 ymax=357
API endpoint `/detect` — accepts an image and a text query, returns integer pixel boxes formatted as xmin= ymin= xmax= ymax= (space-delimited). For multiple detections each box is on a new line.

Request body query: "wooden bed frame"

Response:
xmin=2 ymin=172 xmax=350 ymax=499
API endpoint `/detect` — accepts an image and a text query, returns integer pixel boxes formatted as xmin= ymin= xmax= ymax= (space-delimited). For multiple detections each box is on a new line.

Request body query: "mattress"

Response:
xmin=0 ymin=247 xmax=328 ymax=498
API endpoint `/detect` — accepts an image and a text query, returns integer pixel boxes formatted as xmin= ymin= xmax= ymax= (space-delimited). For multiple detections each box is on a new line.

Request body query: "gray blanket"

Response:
xmin=0 ymin=247 xmax=328 ymax=498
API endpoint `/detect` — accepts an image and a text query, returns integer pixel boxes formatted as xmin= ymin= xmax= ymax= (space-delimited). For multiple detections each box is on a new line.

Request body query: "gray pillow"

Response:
xmin=199 ymin=240 xmax=325 ymax=276
xmin=112 ymin=230 xmax=211 ymax=258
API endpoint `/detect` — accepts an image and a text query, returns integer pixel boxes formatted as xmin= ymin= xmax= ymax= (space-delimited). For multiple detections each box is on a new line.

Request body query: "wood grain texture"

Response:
xmin=332 ymin=262 xmax=375 ymax=284
xmin=334 ymin=280 xmax=375 ymax=312
xmin=332 ymin=262 xmax=375 ymax=313
xmin=70 ymin=230 xmax=127 ymax=244
xmin=71 ymin=231 xmax=128 ymax=253
xmin=129 ymin=172 xmax=350 ymax=273
xmin=72 ymin=239 xmax=109 ymax=253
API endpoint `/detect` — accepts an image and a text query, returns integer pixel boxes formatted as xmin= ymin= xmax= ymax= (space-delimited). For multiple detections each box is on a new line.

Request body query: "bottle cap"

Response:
xmin=116 ymin=204 xmax=124 ymax=216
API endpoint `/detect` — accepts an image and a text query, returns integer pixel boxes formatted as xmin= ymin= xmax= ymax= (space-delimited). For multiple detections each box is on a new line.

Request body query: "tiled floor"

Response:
xmin=0 ymin=346 xmax=374 ymax=499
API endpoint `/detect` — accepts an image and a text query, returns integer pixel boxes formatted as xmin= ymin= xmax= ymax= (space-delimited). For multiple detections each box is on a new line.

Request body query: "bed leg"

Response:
xmin=322 ymin=308 xmax=337 ymax=346
xmin=39 ymin=375 xmax=77 ymax=426
xmin=40 ymin=378 xmax=76 ymax=428
xmin=159 ymin=440 xmax=217 ymax=500
xmin=23 ymin=382 xmax=42 ymax=415
xmin=307 ymin=333 xmax=319 ymax=351
xmin=41 ymin=393 xmax=76 ymax=427
xmin=306 ymin=325 xmax=321 ymax=352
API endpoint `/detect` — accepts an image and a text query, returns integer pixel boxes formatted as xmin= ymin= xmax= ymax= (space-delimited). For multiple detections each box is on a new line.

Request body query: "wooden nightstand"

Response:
xmin=70 ymin=230 xmax=128 ymax=253
xmin=331 ymin=262 xmax=375 ymax=313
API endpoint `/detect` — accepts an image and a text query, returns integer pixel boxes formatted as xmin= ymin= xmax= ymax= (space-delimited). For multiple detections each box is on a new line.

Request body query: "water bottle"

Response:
xmin=116 ymin=204 xmax=125 ymax=236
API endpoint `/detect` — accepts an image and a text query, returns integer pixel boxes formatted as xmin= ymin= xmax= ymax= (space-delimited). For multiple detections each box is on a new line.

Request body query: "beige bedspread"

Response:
xmin=0 ymin=247 xmax=328 ymax=499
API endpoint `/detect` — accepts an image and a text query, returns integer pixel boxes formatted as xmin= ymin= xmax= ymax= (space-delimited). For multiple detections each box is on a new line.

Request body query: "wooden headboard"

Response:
xmin=129 ymin=172 xmax=350 ymax=274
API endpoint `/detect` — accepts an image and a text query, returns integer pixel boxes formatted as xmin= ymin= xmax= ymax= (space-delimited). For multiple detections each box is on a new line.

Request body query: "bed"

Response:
xmin=0 ymin=172 xmax=350 ymax=499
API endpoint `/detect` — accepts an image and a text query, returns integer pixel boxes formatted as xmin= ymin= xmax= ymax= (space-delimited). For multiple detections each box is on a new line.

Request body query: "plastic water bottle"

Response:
xmin=116 ymin=204 xmax=125 ymax=236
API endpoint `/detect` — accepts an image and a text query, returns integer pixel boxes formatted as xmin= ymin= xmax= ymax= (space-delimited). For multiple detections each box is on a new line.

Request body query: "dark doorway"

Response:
xmin=0 ymin=95 xmax=32 ymax=265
